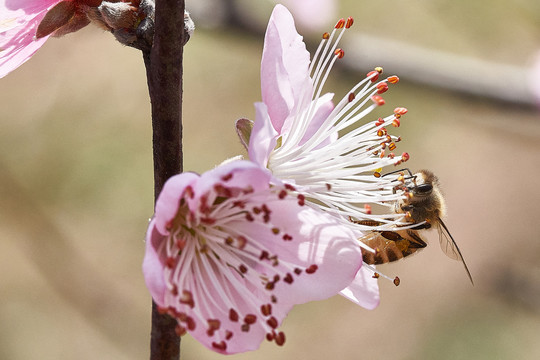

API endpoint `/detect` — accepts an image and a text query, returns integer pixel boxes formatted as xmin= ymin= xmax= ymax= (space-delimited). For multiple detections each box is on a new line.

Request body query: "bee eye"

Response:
xmin=416 ymin=184 xmax=433 ymax=194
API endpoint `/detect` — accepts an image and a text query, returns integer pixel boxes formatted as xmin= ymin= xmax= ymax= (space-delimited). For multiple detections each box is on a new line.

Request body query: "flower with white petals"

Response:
xmin=143 ymin=160 xmax=365 ymax=354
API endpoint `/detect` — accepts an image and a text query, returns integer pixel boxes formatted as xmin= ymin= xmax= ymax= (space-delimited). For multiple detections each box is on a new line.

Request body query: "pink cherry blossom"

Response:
xmin=240 ymin=5 xmax=415 ymax=294
xmin=0 ymin=0 xmax=63 ymax=78
xmin=143 ymin=160 xmax=364 ymax=354
xmin=248 ymin=5 xmax=411 ymax=233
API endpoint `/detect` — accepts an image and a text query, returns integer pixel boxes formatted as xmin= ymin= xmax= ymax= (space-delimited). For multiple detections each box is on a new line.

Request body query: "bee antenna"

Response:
xmin=382 ymin=168 xmax=415 ymax=180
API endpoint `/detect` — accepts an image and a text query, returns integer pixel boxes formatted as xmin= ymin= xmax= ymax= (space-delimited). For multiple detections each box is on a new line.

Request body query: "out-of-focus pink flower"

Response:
xmin=239 ymin=5 xmax=413 ymax=297
xmin=275 ymin=0 xmax=337 ymax=32
xmin=0 ymin=0 xmax=63 ymax=78
xmin=143 ymin=160 xmax=364 ymax=354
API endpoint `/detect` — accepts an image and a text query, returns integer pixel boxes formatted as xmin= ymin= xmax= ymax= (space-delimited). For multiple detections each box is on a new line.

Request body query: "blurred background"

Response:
xmin=1 ymin=0 xmax=539 ymax=359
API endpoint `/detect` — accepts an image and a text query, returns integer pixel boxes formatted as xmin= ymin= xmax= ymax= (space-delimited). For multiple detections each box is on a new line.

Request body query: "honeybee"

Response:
xmin=358 ymin=169 xmax=474 ymax=284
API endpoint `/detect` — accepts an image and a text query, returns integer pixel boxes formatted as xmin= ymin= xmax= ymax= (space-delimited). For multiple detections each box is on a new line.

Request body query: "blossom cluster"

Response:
xmin=145 ymin=5 xmax=410 ymax=354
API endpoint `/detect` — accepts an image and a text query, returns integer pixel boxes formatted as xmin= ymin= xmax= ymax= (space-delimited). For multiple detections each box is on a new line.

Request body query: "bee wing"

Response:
xmin=437 ymin=217 xmax=474 ymax=285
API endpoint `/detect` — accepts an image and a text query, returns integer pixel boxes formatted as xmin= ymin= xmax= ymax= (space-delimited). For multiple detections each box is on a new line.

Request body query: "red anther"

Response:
xmin=175 ymin=325 xmax=187 ymax=336
xmin=207 ymin=319 xmax=221 ymax=330
xmin=322 ymin=32 xmax=330 ymax=40
xmin=229 ymin=308 xmax=239 ymax=322
xmin=284 ymin=183 xmax=296 ymax=191
xmin=364 ymin=204 xmax=372 ymax=214
xmin=389 ymin=142 xmax=396 ymax=151
xmin=386 ymin=135 xmax=392 ymax=143
xmin=278 ymin=189 xmax=287 ymax=199
xmin=377 ymin=127 xmax=387 ymax=137
xmin=396 ymin=136 xmax=402 ymax=142
xmin=294 ymin=268 xmax=303 ymax=275
xmin=374 ymin=171 xmax=381 ymax=178
xmin=200 ymin=217 xmax=216 ymax=225
xmin=394 ymin=107 xmax=408 ymax=115
xmin=326 ymin=183 xmax=332 ymax=191
xmin=366 ymin=70 xmax=379 ymax=82
xmin=271 ymin=227 xmax=280 ymax=235
xmin=387 ymin=75 xmax=399 ymax=84
xmin=266 ymin=332 xmax=275 ymax=342
xmin=239 ymin=264 xmax=248 ymax=274
xmin=393 ymin=276 xmax=401 ymax=286
xmin=212 ymin=341 xmax=227 ymax=351
xmin=226 ymin=330 xmax=233 ymax=340
xmin=275 ymin=332 xmax=286 ymax=346
xmin=372 ymin=272 xmax=380 ymax=279
xmin=334 ymin=48 xmax=345 ymax=58
xmin=297 ymin=194 xmax=305 ymax=206
xmin=261 ymin=304 xmax=272 ymax=316
xmin=180 ymin=290 xmax=195 ymax=308
xmin=348 ymin=92 xmax=356 ymax=102
xmin=371 ymin=95 xmax=385 ymax=106
xmin=221 ymin=173 xmax=233 ymax=182
xmin=259 ymin=250 xmax=270 ymax=261
xmin=185 ymin=316 xmax=196 ymax=331
xmin=237 ymin=236 xmax=247 ymax=250
xmin=392 ymin=118 xmax=401 ymax=127
xmin=283 ymin=273 xmax=294 ymax=284
xmin=282 ymin=233 xmax=292 ymax=241
xmin=305 ymin=264 xmax=318 ymax=274
xmin=401 ymin=152 xmax=410 ymax=162
xmin=375 ymin=117 xmax=384 ymax=126
xmin=335 ymin=18 xmax=345 ymax=29
xmin=245 ymin=213 xmax=254 ymax=222
xmin=379 ymin=150 xmax=385 ymax=159
xmin=376 ymin=82 xmax=389 ymax=94
xmin=381 ymin=142 xmax=386 ymax=150
xmin=267 ymin=316 xmax=279 ymax=329
xmin=184 ymin=186 xmax=194 ymax=198
xmin=375 ymin=66 xmax=383 ymax=74
xmin=165 ymin=256 xmax=176 ymax=269
xmin=345 ymin=17 xmax=354 ymax=28
xmin=388 ymin=152 xmax=395 ymax=159
xmin=244 ymin=314 xmax=257 ymax=325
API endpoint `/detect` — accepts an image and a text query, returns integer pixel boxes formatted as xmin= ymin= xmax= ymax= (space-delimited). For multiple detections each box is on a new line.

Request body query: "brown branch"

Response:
xmin=143 ymin=0 xmax=186 ymax=359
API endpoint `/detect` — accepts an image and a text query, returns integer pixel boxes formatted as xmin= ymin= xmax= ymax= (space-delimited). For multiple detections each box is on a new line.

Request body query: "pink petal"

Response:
xmin=154 ymin=172 xmax=199 ymax=234
xmin=0 ymin=0 xmax=61 ymax=78
xmin=261 ymin=4 xmax=311 ymax=133
xmin=142 ymin=219 xmax=168 ymax=305
xmin=339 ymin=267 xmax=380 ymax=310
xmin=233 ymin=200 xmax=363 ymax=306
xmin=276 ymin=0 xmax=337 ymax=32
xmin=299 ymin=93 xmax=336 ymax=147
xmin=248 ymin=102 xmax=278 ymax=167
xmin=194 ymin=159 xmax=273 ymax=197
xmin=143 ymin=160 xmax=366 ymax=354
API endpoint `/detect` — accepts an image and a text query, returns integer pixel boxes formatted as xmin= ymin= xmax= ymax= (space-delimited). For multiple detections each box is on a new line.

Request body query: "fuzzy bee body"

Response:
xmin=359 ymin=170 xmax=474 ymax=284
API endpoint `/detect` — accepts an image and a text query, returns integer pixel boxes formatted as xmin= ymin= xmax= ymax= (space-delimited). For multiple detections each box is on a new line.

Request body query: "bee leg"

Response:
xmin=410 ymin=222 xmax=431 ymax=230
